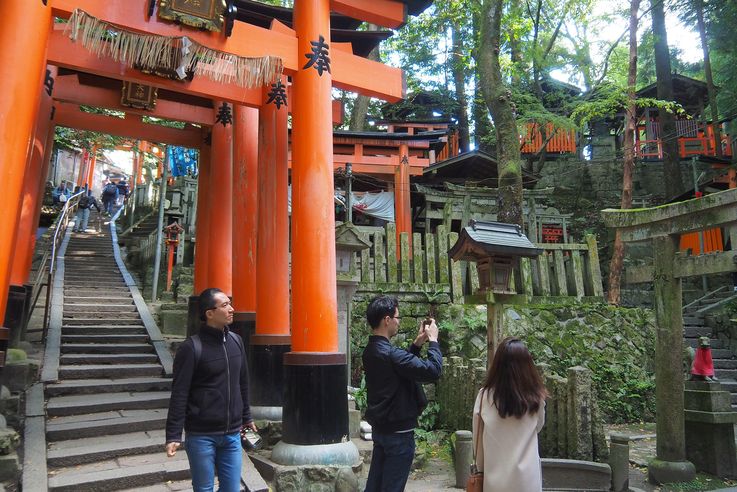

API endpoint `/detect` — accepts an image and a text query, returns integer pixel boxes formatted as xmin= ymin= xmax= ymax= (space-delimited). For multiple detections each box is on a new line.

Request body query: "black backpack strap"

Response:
xmin=191 ymin=334 xmax=202 ymax=369
xmin=227 ymin=330 xmax=244 ymax=355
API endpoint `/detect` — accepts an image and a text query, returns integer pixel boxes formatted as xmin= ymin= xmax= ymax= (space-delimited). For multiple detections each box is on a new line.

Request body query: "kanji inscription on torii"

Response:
xmin=44 ymin=69 xmax=54 ymax=96
xmin=303 ymin=35 xmax=331 ymax=76
xmin=215 ymin=102 xmax=233 ymax=127
xmin=266 ymin=80 xmax=287 ymax=109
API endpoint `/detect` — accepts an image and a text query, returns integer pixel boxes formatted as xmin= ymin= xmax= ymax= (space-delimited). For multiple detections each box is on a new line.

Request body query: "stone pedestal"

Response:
xmin=454 ymin=430 xmax=473 ymax=488
xmin=684 ymin=380 xmax=737 ymax=478
xmin=608 ymin=433 xmax=630 ymax=492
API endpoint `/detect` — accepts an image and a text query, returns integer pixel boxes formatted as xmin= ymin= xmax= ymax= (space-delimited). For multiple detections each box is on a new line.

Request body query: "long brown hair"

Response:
xmin=482 ymin=337 xmax=548 ymax=418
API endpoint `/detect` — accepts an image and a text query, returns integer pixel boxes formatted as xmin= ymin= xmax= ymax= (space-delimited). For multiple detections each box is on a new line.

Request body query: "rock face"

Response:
xmin=273 ymin=465 xmax=359 ymax=492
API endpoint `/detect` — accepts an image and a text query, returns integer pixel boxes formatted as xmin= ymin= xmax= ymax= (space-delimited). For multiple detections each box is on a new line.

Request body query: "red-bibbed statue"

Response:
xmin=691 ymin=336 xmax=717 ymax=382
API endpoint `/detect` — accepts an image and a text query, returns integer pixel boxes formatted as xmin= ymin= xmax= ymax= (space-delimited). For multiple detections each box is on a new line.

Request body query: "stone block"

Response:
xmin=566 ymin=366 xmax=593 ymax=460
xmin=0 ymin=361 xmax=37 ymax=393
xmin=541 ymin=459 xmax=611 ymax=491
xmin=608 ymin=433 xmax=630 ymax=492
xmin=159 ymin=308 xmax=188 ymax=337
xmin=348 ymin=410 xmax=360 ymax=439
xmin=0 ymin=453 xmax=19 ymax=483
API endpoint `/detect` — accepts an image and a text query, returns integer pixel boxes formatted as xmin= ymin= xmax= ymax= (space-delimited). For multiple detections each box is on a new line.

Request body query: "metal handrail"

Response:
xmin=40 ymin=191 xmax=84 ymax=340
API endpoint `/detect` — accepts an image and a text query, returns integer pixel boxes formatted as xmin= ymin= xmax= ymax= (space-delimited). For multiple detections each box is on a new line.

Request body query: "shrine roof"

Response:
xmin=420 ymin=150 xmax=536 ymax=187
xmin=235 ymin=1 xmax=395 ymax=57
xmin=637 ymin=74 xmax=712 ymax=111
xmin=449 ymin=220 xmax=543 ymax=259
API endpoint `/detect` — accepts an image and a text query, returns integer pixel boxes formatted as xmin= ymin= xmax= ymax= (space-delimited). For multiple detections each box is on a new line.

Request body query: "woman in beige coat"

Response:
xmin=472 ymin=337 xmax=547 ymax=492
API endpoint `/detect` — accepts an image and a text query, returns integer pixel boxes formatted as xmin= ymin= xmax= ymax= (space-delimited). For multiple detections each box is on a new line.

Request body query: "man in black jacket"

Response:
xmin=362 ymin=295 xmax=442 ymax=492
xmin=165 ymin=288 xmax=257 ymax=492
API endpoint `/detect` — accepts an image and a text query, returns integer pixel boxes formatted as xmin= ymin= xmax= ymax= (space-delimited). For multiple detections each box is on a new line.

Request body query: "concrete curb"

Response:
xmin=22 ymin=383 xmax=47 ymax=492
xmin=40 ymin=224 xmax=72 ymax=383
xmin=109 ymin=208 xmax=173 ymax=376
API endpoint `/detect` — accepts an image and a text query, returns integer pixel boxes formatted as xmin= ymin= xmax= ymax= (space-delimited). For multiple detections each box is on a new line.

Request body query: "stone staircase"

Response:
xmin=43 ymin=229 xmax=192 ymax=491
xmin=682 ymin=287 xmax=737 ymax=410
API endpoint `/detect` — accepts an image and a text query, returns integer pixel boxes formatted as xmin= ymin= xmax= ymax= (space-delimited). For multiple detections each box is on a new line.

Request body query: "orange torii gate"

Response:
xmin=1 ymin=0 xmax=417 ymax=465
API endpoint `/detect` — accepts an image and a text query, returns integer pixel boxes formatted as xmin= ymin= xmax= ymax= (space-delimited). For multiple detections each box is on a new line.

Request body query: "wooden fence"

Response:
xmin=354 ymin=224 xmax=604 ymax=302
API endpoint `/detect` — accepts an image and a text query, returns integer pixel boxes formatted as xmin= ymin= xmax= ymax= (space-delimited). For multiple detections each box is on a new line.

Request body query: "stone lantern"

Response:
xmin=449 ymin=220 xmax=542 ymax=356
xmin=335 ymin=223 xmax=371 ymax=379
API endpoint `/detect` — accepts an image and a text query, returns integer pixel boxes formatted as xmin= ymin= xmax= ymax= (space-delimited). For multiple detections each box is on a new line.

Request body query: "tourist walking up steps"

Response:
xmin=165 ymin=288 xmax=257 ymax=492
xmin=101 ymin=181 xmax=118 ymax=215
xmin=472 ymin=337 xmax=547 ymax=492
xmin=73 ymin=189 xmax=100 ymax=233
xmin=362 ymin=295 xmax=443 ymax=492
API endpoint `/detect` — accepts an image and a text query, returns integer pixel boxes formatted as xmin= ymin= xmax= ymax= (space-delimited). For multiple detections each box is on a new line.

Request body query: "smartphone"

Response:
xmin=422 ymin=318 xmax=432 ymax=331
xmin=241 ymin=429 xmax=262 ymax=451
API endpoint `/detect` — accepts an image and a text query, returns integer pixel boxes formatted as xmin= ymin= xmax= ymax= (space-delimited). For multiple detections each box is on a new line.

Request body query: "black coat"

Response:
xmin=362 ymin=335 xmax=442 ymax=433
xmin=165 ymin=325 xmax=253 ymax=442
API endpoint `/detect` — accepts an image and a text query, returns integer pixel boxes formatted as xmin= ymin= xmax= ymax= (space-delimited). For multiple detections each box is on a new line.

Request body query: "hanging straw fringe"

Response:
xmin=66 ymin=9 xmax=283 ymax=89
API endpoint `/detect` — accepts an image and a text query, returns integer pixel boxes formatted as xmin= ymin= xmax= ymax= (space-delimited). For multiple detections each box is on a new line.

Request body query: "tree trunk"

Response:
xmin=451 ymin=20 xmax=470 ymax=153
xmin=695 ymin=0 xmax=722 ymax=158
xmin=652 ymin=0 xmax=684 ymax=200
xmin=349 ymin=25 xmax=380 ymax=131
xmin=477 ymin=0 xmax=524 ymax=226
xmin=608 ymin=0 xmax=641 ymax=305
xmin=472 ymin=9 xmax=492 ymax=152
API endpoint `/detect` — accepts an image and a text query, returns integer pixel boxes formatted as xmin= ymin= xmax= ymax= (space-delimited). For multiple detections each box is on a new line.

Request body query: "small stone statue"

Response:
xmin=690 ymin=336 xmax=717 ymax=382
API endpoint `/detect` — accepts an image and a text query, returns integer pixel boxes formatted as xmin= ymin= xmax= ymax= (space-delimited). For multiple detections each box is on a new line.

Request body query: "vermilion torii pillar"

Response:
xmin=231 ymin=105 xmax=259 ymax=341
xmin=272 ymin=0 xmax=356 ymax=465
xmin=85 ymin=145 xmax=98 ymax=190
xmin=6 ymin=66 xmax=57 ymax=346
xmin=0 ymin=1 xmax=52 ymax=348
xmin=252 ymin=78 xmax=291 ymax=421
xmin=188 ymin=132 xmax=212 ymax=336
xmin=394 ymin=142 xmax=412 ymax=253
xmin=208 ymin=102 xmax=233 ymax=296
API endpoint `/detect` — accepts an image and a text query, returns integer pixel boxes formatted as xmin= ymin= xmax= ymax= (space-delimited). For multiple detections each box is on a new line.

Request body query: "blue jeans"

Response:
xmin=103 ymin=199 xmax=114 ymax=214
xmin=185 ymin=433 xmax=242 ymax=492
xmin=365 ymin=430 xmax=415 ymax=492
xmin=74 ymin=208 xmax=90 ymax=232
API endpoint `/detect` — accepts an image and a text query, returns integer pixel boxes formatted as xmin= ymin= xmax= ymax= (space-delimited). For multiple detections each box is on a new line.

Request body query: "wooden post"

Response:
xmin=585 ymin=234 xmax=604 ymax=297
xmin=85 ymin=145 xmax=97 ymax=189
xmin=0 ymin=0 xmax=52 ymax=325
xmin=553 ymin=250 xmax=567 ymax=295
xmin=275 ymin=0 xmax=351 ymax=458
xmin=252 ymin=81 xmax=291 ymax=420
xmin=394 ymin=143 xmax=411 ymax=255
xmin=232 ymin=104 xmax=258 ymax=336
xmin=10 ymin=66 xmax=56 ymax=287
xmin=208 ymin=102 xmax=233 ymax=295
xmin=193 ymin=135 xmax=211 ymax=294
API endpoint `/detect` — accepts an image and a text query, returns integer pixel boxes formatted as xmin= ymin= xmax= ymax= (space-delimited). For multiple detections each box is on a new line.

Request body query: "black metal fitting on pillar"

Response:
xmin=4 ymin=285 xmax=29 ymax=348
xmin=282 ymin=352 xmax=349 ymax=445
xmin=249 ymin=335 xmax=290 ymax=407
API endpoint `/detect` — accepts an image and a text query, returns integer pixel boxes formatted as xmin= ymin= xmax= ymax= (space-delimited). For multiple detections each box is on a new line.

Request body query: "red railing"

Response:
xmin=636 ymin=123 xmax=732 ymax=159
xmin=520 ymin=122 xmax=576 ymax=154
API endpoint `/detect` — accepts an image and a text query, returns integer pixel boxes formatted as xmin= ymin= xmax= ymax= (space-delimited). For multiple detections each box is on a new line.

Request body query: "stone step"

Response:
xmin=713 ymin=359 xmax=737 ymax=369
xmin=684 ymin=326 xmax=713 ymax=338
xmin=60 ymin=353 xmax=159 ymax=365
xmin=718 ymin=380 xmax=737 ymax=393
xmin=685 ymin=338 xmax=727 ymax=349
xmin=46 ymin=408 xmax=168 ymax=441
xmin=61 ymin=334 xmax=149 ymax=344
xmin=47 ymin=450 xmax=190 ymax=491
xmin=64 ymin=284 xmax=129 ymax=291
xmin=47 ymin=430 xmax=166 ymax=467
xmin=62 ymin=313 xmax=143 ymax=326
xmin=45 ymin=377 xmax=172 ymax=397
xmin=712 ymin=349 xmax=733 ymax=359
xmin=62 ymin=326 xmax=146 ymax=336
xmin=64 ymin=290 xmax=131 ymax=298
xmin=63 ymin=304 xmax=136 ymax=313
xmin=58 ymin=363 xmax=162 ymax=379
xmin=715 ymin=369 xmax=737 ymax=380
xmin=682 ymin=315 xmax=704 ymax=324
xmin=63 ymin=297 xmax=133 ymax=305
xmin=47 ymin=391 xmax=170 ymax=417
xmin=119 ymin=480 xmax=194 ymax=492
xmin=61 ymin=343 xmax=153 ymax=354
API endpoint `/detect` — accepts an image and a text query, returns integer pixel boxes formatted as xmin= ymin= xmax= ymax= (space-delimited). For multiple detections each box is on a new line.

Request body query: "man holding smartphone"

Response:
xmin=165 ymin=288 xmax=257 ymax=492
xmin=362 ymin=295 xmax=443 ymax=492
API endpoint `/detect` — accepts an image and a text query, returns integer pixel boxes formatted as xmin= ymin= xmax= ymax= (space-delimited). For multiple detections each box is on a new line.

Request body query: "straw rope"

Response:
xmin=66 ymin=9 xmax=282 ymax=89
